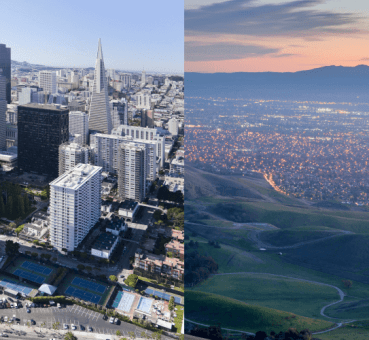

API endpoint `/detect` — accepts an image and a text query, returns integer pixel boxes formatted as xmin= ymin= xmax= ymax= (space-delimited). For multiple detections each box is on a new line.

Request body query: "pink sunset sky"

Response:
xmin=185 ymin=0 xmax=369 ymax=72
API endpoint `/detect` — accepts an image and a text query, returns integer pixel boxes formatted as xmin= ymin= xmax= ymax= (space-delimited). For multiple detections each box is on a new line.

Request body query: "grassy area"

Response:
xmin=198 ymin=219 xmax=235 ymax=228
xmin=259 ymin=226 xmax=340 ymax=247
xmin=191 ymin=242 xmax=264 ymax=274
xmin=173 ymin=305 xmax=184 ymax=334
xmin=207 ymin=201 xmax=369 ymax=234
xmin=185 ymin=291 xmax=333 ymax=334
xmin=318 ymin=321 xmax=369 ymax=340
xmin=137 ymin=276 xmax=184 ymax=293
xmin=190 ymin=273 xmax=339 ymax=320
xmin=324 ymin=297 xmax=369 ymax=320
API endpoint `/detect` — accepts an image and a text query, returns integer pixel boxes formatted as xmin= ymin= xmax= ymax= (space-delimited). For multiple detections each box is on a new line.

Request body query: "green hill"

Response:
xmin=185 ymin=290 xmax=333 ymax=334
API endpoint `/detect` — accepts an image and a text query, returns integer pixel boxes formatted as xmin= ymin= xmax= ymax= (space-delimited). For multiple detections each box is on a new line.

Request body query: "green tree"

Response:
xmin=0 ymin=196 xmax=5 ymax=217
xmin=6 ymin=196 xmax=13 ymax=218
xmin=64 ymin=331 xmax=77 ymax=340
xmin=31 ymin=252 xmax=38 ymax=259
xmin=52 ymin=257 xmax=57 ymax=262
xmin=5 ymin=240 xmax=19 ymax=256
xmin=128 ymin=331 xmax=136 ymax=340
xmin=168 ymin=296 xmax=175 ymax=311
xmin=23 ymin=194 xmax=30 ymax=212
xmin=52 ymin=321 xmax=60 ymax=330
xmin=85 ymin=266 xmax=92 ymax=272
xmin=109 ymin=275 xmax=118 ymax=282
xmin=14 ymin=224 xmax=25 ymax=237
xmin=116 ymin=330 xmax=122 ymax=336
xmin=77 ymin=264 xmax=85 ymax=271
xmin=17 ymin=195 xmax=25 ymax=216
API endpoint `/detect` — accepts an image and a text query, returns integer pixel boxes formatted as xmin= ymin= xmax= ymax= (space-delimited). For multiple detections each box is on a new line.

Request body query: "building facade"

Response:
xmin=0 ymin=76 xmax=6 ymax=150
xmin=0 ymin=44 xmax=11 ymax=104
xmin=49 ymin=164 xmax=102 ymax=251
xmin=18 ymin=103 xmax=69 ymax=178
xmin=58 ymin=142 xmax=89 ymax=176
xmin=118 ymin=142 xmax=147 ymax=202
xmin=88 ymin=39 xmax=112 ymax=134
xmin=69 ymin=111 xmax=89 ymax=145
xmin=39 ymin=71 xmax=57 ymax=94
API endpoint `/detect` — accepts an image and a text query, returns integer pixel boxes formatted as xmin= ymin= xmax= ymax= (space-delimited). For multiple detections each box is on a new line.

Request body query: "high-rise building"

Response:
xmin=141 ymin=70 xmax=146 ymax=86
xmin=0 ymin=76 xmax=6 ymax=150
xmin=120 ymin=74 xmax=131 ymax=88
xmin=110 ymin=99 xmax=128 ymax=128
xmin=112 ymin=124 xmax=165 ymax=167
xmin=118 ymin=142 xmax=146 ymax=202
xmin=168 ymin=117 xmax=179 ymax=136
xmin=18 ymin=103 xmax=69 ymax=178
xmin=141 ymin=109 xmax=154 ymax=128
xmin=90 ymin=133 xmax=157 ymax=181
xmin=69 ymin=111 xmax=89 ymax=145
xmin=58 ymin=142 xmax=89 ymax=176
xmin=89 ymin=39 xmax=112 ymax=134
xmin=0 ymin=44 xmax=11 ymax=104
xmin=136 ymin=92 xmax=151 ymax=110
xmin=50 ymin=163 xmax=102 ymax=251
xmin=39 ymin=71 xmax=57 ymax=94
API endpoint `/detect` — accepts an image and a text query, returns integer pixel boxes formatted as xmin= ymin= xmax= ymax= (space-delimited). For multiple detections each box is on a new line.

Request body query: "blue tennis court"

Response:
xmin=65 ymin=286 xmax=101 ymax=304
xmin=145 ymin=289 xmax=181 ymax=304
xmin=21 ymin=261 xmax=52 ymax=276
xmin=72 ymin=277 xmax=106 ymax=294
xmin=0 ymin=278 xmax=33 ymax=296
xmin=137 ymin=297 xmax=153 ymax=314
xmin=13 ymin=269 xmax=45 ymax=284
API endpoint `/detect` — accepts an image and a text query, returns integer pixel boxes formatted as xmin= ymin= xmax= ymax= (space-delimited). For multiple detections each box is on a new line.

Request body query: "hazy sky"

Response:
xmin=1 ymin=0 xmax=184 ymax=73
xmin=185 ymin=0 xmax=369 ymax=72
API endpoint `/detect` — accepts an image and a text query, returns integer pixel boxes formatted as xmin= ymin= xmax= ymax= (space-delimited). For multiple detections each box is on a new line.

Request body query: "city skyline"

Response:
xmin=185 ymin=0 xmax=369 ymax=73
xmin=1 ymin=0 xmax=184 ymax=73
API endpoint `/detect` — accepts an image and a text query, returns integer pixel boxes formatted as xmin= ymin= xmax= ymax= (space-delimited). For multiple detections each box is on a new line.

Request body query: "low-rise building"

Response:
xmin=91 ymin=232 xmax=119 ymax=259
xmin=118 ymin=200 xmax=139 ymax=220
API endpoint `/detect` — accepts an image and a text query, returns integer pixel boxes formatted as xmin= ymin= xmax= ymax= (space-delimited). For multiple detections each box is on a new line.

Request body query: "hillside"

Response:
xmin=185 ymin=291 xmax=333 ymax=334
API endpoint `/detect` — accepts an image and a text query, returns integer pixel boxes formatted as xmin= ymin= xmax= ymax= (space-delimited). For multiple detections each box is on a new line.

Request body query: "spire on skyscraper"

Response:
xmin=89 ymin=39 xmax=112 ymax=134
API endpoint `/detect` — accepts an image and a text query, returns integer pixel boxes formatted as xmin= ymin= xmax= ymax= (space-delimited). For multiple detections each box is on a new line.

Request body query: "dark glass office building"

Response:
xmin=18 ymin=104 xmax=69 ymax=179
xmin=0 ymin=44 xmax=11 ymax=104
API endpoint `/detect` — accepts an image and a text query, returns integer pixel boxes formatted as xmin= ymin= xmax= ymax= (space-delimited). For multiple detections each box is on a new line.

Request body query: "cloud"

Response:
xmin=360 ymin=57 xmax=369 ymax=61
xmin=185 ymin=0 xmax=362 ymax=38
xmin=185 ymin=41 xmax=279 ymax=61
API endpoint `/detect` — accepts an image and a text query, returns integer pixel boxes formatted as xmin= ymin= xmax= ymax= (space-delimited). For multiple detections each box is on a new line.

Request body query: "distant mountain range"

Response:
xmin=185 ymin=65 xmax=369 ymax=102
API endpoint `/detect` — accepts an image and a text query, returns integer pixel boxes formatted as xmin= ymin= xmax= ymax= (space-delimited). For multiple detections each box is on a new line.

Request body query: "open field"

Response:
xmin=207 ymin=201 xmax=369 ymax=233
xmin=190 ymin=273 xmax=339 ymax=320
xmin=318 ymin=321 xmax=369 ymax=340
xmin=185 ymin=291 xmax=334 ymax=334
xmin=282 ymin=234 xmax=369 ymax=285
xmin=259 ymin=226 xmax=346 ymax=247
xmin=324 ymin=297 xmax=369 ymax=320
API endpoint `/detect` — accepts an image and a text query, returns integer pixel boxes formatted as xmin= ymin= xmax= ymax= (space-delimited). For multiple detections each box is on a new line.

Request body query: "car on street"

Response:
xmin=63 ymin=324 xmax=68 ymax=329
xmin=26 ymin=308 xmax=30 ymax=313
xmin=80 ymin=325 xmax=85 ymax=331
xmin=0 ymin=334 xmax=8 ymax=337
xmin=71 ymin=324 xmax=76 ymax=330
xmin=114 ymin=318 xmax=120 ymax=325
xmin=88 ymin=326 xmax=93 ymax=332
xmin=109 ymin=316 xmax=114 ymax=324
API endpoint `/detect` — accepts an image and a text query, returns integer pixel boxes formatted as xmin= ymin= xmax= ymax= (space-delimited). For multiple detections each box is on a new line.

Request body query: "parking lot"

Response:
xmin=0 ymin=303 xmax=171 ymax=339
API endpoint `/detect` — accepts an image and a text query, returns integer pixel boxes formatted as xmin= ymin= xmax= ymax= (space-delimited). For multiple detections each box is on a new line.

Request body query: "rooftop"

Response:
xmin=91 ymin=232 xmax=118 ymax=251
xmin=119 ymin=200 xmax=138 ymax=211
xmin=50 ymin=164 xmax=102 ymax=190
xmin=19 ymin=103 xmax=69 ymax=111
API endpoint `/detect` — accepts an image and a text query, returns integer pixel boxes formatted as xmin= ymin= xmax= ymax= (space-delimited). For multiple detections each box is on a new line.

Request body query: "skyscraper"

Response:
xmin=168 ymin=117 xmax=179 ymax=136
xmin=50 ymin=163 xmax=102 ymax=251
xmin=69 ymin=111 xmax=89 ymax=145
xmin=18 ymin=104 xmax=69 ymax=178
xmin=141 ymin=109 xmax=154 ymax=128
xmin=89 ymin=39 xmax=112 ymax=134
xmin=0 ymin=76 xmax=6 ymax=150
xmin=58 ymin=142 xmax=89 ymax=176
xmin=118 ymin=142 xmax=147 ymax=202
xmin=110 ymin=99 xmax=128 ymax=128
xmin=39 ymin=71 xmax=57 ymax=94
xmin=141 ymin=69 xmax=146 ymax=86
xmin=0 ymin=44 xmax=11 ymax=104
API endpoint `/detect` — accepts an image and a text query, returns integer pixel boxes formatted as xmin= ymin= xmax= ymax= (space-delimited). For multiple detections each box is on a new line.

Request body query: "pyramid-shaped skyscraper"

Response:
xmin=89 ymin=39 xmax=112 ymax=134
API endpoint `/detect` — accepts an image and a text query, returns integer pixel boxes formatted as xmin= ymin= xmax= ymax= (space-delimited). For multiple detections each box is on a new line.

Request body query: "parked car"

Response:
xmin=114 ymin=318 xmax=120 ymax=325
xmin=71 ymin=324 xmax=76 ymax=330
xmin=109 ymin=317 xmax=114 ymax=324
xmin=63 ymin=324 xmax=68 ymax=330
xmin=88 ymin=326 xmax=93 ymax=332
